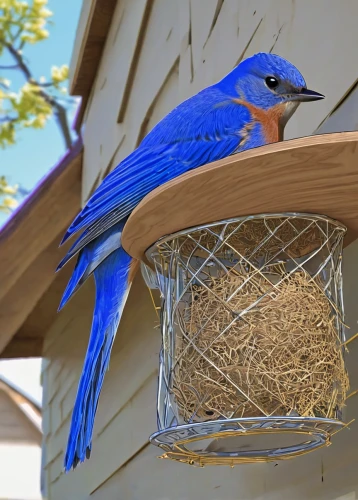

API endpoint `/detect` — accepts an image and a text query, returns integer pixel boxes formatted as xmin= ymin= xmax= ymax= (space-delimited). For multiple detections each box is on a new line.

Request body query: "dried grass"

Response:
xmin=172 ymin=268 xmax=348 ymax=422
xmin=179 ymin=217 xmax=326 ymax=261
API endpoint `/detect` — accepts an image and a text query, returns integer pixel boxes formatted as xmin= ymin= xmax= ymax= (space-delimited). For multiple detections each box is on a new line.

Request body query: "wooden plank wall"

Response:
xmin=41 ymin=274 xmax=160 ymax=498
xmin=42 ymin=0 xmax=358 ymax=498
xmin=0 ymin=389 xmax=40 ymax=444
xmin=79 ymin=0 xmax=358 ymax=206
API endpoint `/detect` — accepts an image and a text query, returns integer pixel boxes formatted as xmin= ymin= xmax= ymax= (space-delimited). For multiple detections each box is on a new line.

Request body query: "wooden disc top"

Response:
xmin=122 ymin=132 xmax=358 ymax=261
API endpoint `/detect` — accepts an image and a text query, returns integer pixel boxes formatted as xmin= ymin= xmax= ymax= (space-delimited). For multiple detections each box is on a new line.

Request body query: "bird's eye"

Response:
xmin=265 ymin=76 xmax=279 ymax=90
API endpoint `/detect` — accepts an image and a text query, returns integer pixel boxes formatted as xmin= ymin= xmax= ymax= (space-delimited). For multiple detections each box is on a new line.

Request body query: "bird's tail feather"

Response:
xmin=64 ymin=245 xmax=133 ymax=472
xmin=58 ymin=221 xmax=125 ymax=311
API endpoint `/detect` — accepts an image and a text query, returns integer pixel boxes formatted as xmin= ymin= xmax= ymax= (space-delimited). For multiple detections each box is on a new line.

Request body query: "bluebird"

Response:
xmin=57 ymin=52 xmax=324 ymax=471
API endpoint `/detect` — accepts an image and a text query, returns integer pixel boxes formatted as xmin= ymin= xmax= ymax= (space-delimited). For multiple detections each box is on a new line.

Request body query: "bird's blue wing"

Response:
xmin=59 ymin=86 xmax=264 ymax=267
xmin=60 ymin=85 xmax=267 ymax=471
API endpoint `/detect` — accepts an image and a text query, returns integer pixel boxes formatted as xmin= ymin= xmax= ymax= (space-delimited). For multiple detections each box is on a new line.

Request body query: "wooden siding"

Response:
xmin=0 ymin=143 xmax=83 ymax=358
xmin=90 ymin=439 xmax=358 ymax=500
xmin=43 ymin=1 xmax=358 ymax=498
xmin=43 ymin=241 xmax=358 ymax=500
xmin=41 ymin=274 xmax=160 ymax=498
xmin=0 ymin=389 xmax=40 ymax=444
xmin=76 ymin=0 xmax=358 ymax=207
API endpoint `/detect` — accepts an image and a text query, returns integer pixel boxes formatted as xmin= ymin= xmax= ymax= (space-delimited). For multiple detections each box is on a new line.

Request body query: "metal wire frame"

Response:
xmin=150 ymin=416 xmax=346 ymax=466
xmin=145 ymin=213 xmax=348 ymax=463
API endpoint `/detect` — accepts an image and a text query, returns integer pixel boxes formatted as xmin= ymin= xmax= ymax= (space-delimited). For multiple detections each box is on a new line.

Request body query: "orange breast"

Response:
xmin=233 ymin=99 xmax=286 ymax=143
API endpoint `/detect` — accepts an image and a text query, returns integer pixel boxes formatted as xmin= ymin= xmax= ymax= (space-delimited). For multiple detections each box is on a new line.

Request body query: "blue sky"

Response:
xmin=0 ymin=0 xmax=83 ymax=401
xmin=1 ymin=0 xmax=82 ymax=198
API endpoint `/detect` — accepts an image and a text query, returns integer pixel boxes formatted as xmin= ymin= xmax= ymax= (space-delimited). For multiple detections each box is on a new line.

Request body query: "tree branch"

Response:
xmin=0 ymin=115 xmax=18 ymax=123
xmin=36 ymin=81 xmax=55 ymax=88
xmin=52 ymin=104 xmax=73 ymax=150
xmin=5 ymin=42 xmax=32 ymax=80
xmin=16 ymin=40 xmax=26 ymax=51
xmin=0 ymin=64 xmax=19 ymax=70
xmin=11 ymin=22 xmax=25 ymax=43
xmin=5 ymin=42 xmax=74 ymax=150
xmin=38 ymin=90 xmax=73 ymax=149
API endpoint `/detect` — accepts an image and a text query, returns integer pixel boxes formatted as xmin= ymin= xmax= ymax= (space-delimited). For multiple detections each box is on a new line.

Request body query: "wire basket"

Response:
xmin=145 ymin=213 xmax=349 ymax=466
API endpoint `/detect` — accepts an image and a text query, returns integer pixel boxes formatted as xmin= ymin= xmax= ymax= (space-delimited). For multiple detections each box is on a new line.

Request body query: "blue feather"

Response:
xmin=57 ymin=219 xmax=124 ymax=274
xmin=64 ymin=245 xmax=132 ymax=471
xmin=60 ymin=89 xmax=254 ymax=246
xmin=58 ymin=53 xmax=313 ymax=470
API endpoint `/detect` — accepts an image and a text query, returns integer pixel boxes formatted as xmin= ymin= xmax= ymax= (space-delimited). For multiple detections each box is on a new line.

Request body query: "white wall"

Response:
xmin=0 ymin=444 xmax=42 ymax=500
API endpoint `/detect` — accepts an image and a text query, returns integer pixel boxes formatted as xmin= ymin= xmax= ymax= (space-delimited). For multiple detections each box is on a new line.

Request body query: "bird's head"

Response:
xmin=219 ymin=53 xmax=324 ymax=126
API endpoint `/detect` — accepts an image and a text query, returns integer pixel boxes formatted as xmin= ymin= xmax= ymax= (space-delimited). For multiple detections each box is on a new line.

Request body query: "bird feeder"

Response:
xmin=122 ymin=132 xmax=358 ymax=466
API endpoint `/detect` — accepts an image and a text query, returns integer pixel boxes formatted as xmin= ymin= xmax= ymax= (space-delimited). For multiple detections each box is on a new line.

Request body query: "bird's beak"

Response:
xmin=294 ymin=88 xmax=325 ymax=102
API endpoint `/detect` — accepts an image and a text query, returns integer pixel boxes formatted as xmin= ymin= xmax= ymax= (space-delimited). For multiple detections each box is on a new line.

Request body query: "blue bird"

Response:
xmin=57 ymin=52 xmax=324 ymax=471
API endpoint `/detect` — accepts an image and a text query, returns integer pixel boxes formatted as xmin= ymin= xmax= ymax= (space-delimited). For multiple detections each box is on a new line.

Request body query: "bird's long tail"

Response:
xmin=61 ymin=224 xmax=135 ymax=471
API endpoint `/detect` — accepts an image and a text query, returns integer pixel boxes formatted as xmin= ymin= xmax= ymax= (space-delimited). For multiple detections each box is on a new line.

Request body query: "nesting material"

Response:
xmin=172 ymin=267 xmax=348 ymax=422
xmin=149 ymin=214 xmax=349 ymax=465
xmin=179 ymin=217 xmax=325 ymax=261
